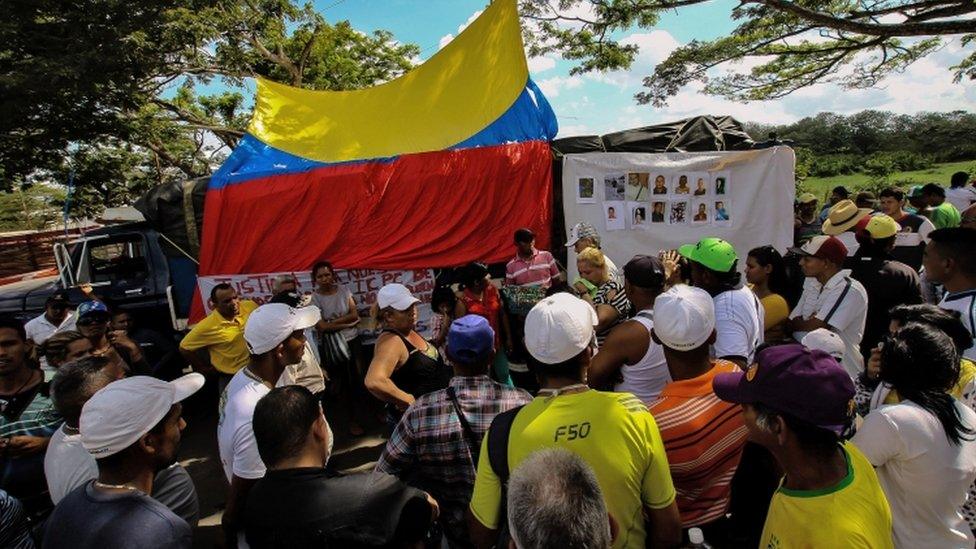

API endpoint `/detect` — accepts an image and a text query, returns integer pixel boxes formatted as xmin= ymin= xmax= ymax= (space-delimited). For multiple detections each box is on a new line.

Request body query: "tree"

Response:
xmin=1 ymin=0 xmax=418 ymax=220
xmin=519 ymin=0 xmax=975 ymax=106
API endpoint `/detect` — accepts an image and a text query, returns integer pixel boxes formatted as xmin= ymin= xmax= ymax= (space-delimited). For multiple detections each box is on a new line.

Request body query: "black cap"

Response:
xmin=624 ymin=255 xmax=665 ymax=289
xmin=46 ymin=290 xmax=71 ymax=306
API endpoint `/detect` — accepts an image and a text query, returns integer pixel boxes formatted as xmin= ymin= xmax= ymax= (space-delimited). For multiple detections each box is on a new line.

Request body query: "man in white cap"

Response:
xmin=43 ymin=372 xmax=204 ymax=548
xmin=218 ymin=302 xmax=320 ymax=548
xmin=45 ymin=356 xmax=198 ymax=526
xmin=647 ymin=285 xmax=747 ymax=537
xmin=468 ymin=293 xmax=681 ymax=549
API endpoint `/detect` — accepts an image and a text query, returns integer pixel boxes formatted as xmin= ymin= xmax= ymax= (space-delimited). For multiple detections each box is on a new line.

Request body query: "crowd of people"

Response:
xmin=0 ymin=173 xmax=974 ymax=548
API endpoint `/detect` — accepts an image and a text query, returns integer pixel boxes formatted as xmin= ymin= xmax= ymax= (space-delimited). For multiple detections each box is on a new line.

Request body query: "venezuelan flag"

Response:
xmin=198 ymin=0 xmax=558 ymax=285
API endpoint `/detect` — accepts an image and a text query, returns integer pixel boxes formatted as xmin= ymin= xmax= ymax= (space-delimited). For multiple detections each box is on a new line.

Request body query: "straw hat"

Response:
xmin=821 ymin=199 xmax=872 ymax=235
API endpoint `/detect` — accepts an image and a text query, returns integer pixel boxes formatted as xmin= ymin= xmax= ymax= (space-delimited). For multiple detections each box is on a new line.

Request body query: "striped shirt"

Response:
xmin=941 ymin=289 xmax=976 ymax=361
xmin=376 ymin=375 xmax=531 ymax=546
xmin=0 ymin=380 xmax=62 ymax=514
xmin=648 ymin=360 xmax=747 ymax=527
xmin=595 ymin=279 xmax=630 ymax=346
xmin=505 ymin=250 xmax=559 ymax=288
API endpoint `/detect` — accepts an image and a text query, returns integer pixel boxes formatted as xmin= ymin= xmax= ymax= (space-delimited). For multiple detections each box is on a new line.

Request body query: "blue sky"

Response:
xmin=229 ymin=0 xmax=975 ymax=138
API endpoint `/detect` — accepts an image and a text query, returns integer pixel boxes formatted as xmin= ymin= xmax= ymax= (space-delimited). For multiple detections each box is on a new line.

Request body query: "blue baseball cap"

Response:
xmin=77 ymin=300 xmax=110 ymax=319
xmin=447 ymin=315 xmax=495 ymax=364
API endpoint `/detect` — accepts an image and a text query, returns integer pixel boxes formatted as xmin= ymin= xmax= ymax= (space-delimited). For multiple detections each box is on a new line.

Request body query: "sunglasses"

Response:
xmin=77 ymin=316 xmax=108 ymax=326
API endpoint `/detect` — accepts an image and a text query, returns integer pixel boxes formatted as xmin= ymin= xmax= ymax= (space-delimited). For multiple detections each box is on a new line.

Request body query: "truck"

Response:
xmin=0 ymin=178 xmax=206 ymax=333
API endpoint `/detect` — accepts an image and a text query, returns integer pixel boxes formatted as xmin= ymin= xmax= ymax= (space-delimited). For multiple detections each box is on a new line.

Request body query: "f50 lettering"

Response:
xmin=554 ymin=422 xmax=591 ymax=442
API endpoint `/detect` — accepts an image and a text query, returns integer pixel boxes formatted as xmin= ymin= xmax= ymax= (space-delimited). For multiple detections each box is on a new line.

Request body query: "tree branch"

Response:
xmin=755 ymin=0 xmax=976 ymax=36
xmin=295 ymin=23 xmax=322 ymax=86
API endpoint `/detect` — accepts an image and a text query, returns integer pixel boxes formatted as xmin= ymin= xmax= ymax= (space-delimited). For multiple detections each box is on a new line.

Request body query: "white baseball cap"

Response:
xmin=81 ymin=373 xmax=204 ymax=458
xmin=524 ymin=293 xmax=598 ymax=364
xmin=801 ymin=329 xmax=845 ymax=360
xmin=244 ymin=303 xmax=320 ymax=355
xmin=652 ymin=285 xmax=716 ymax=351
xmin=564 ymin=222 xmax=600 ymax=247
xmin=377 ymin=283 xmax=420 ymax=311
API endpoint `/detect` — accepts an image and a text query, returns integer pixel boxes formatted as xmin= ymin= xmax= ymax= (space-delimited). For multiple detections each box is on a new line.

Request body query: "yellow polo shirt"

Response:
xmin=469 ymin=390 xmax=675 ymax=548
xmin=180 ymin=300 xmax=258 ymax=374
xmin=760 ymin=443 xmax=893 ymax=549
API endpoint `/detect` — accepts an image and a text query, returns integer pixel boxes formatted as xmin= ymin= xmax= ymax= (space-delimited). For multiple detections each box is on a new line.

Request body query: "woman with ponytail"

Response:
xmin=853 ymin=323 xmax=976 ymax=548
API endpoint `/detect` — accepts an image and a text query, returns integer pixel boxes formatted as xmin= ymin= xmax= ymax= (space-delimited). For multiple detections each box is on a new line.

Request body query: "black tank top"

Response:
xmin=385 ymin=330 xmax=451 ymax=399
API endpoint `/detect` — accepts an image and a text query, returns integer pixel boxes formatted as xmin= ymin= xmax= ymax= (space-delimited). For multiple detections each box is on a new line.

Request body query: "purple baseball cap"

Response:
xmin=712 ymin=343 xmax=855 ymax=435
xmin=447 ymin=315 xmax=495 ymax=364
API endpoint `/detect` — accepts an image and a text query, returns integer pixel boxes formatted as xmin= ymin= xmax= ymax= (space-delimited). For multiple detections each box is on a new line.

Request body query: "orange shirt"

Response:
xmin=648 ymin=360 xmax=748 ymax=527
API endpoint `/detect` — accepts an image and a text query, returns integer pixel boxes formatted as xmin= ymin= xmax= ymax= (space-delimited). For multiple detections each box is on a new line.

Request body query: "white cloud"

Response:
xmin=548 ymin=32 xmax=974 ymax=137
xmin=438 ymin=34 xmax=454 ymax=49
xmin=583 ymin=30 xmax=682 ymax=88
xmin=528 ymin=56 xmax=557 ymax=74
xmin=538 ymin=75 xmax=583 ymax=98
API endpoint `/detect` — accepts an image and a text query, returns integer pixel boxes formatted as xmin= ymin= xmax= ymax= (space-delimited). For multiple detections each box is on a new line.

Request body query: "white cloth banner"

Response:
xmin=563 ymin=147 xmax=795 ymax=279
xmin=196 ymin=268 xmax=435 ymax=343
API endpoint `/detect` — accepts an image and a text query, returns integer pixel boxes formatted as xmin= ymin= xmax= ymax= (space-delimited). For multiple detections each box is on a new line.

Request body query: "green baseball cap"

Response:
xmin=678 ymin=237 xmax=738 ymax=273
xmin=907 ymin=185 xmax=924 ymax=198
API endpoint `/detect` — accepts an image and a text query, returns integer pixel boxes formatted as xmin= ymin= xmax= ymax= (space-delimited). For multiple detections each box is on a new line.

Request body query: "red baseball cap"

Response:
xmin=788 ymin=235 xmax=848 ymax=266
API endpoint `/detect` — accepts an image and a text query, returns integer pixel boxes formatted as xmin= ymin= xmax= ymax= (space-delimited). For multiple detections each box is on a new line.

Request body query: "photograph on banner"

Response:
xmin=714 ymin=172 xmax=730 ymax=196
xmin=693 ymin=174 xmax=710 ymax=197
xmin=626 ymin=172 xmax=649 ymax=201
xmin=577 ymin=177 xmax=596 ymax=204
xmin=692 ymin=200 xmax=710 ymax=225
xmin=651 ymin=201 xmax=667 ymax=223
xmin=605 ymin=201 xmax=625 ymax=231
xmin=669 ymin=200 xmax=689 ymax=225
xmin=652 ymin=174 xmax=669 ymax=196
xmin=673 ymin=174 xmax=692 ymax=196
xmin=714 ymin=200 xmax=732 ymax=226
xmin=628 ymin=201 xmax=648 ymax=229
xmin=604 ymin=174 xmax=626 ymax=201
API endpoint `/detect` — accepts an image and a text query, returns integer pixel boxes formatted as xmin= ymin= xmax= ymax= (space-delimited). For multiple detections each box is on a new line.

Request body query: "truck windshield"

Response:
xmin=74 ymin=235 xmax=149 ymax=284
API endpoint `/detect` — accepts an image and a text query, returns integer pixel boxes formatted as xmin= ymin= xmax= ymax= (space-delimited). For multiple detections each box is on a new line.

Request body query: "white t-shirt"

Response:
xmin=712 ymin=286 xmax=764 ymax=364
xmin=791 ymin=270 xmax=868 ymax=378
xmin=277 ymin=339 xmax=326 ymax=394
xmin=853 ymin=400 xmax=976 ymax=548
xmin=25 ymin=312 xmax=77 ymax=345
xmin=946 ymin=186 xmax=976 ymax=214
xmin=217 ymin=368 xmax=270 ymax=483
xmin=614 ymin=311 xmax=671 ymax=404
xmin=26 ymin=312 xmax=77 ymax=370
xmin=940 ymin=290 xmax=976 ymax=362
xmin=44 ymin=424 xmax=98 ymax=504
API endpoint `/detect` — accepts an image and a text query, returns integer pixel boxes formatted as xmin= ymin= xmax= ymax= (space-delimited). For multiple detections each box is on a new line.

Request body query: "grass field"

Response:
xmin=802 ymin=160 xmax=976 ymax=197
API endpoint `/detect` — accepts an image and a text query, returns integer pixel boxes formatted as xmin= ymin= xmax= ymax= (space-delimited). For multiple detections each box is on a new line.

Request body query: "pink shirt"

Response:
xmin=505 ymin=250 xmax=558 ymax=288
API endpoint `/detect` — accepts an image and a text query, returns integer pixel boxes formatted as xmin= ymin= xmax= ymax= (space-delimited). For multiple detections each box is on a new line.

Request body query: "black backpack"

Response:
xmin=482 ymin=404 xmax=525 ymax=548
